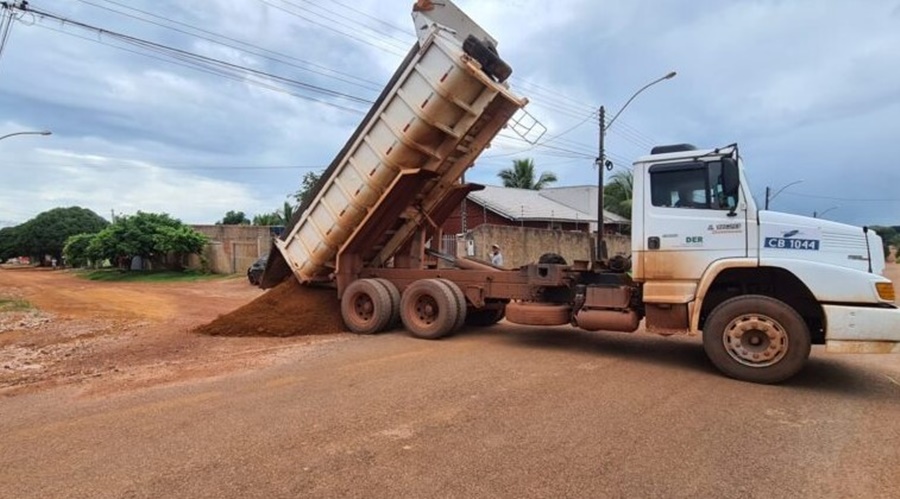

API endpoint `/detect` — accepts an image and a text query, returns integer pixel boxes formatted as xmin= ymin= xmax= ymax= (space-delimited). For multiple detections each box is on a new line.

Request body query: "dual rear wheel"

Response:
xmin=340 ymin=278 xmax=472 ymax=339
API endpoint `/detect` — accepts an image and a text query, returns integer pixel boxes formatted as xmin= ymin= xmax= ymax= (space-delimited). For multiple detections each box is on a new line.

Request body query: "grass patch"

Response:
xmin=0 ymin=298 xmax=33 ymax=312
xmin=78 ymin=269 xmax=231 ymax=283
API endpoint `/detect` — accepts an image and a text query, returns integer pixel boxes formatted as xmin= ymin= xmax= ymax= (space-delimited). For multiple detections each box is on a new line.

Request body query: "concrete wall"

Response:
xmin=462 ymin=224 xmax=631 ymax=268
xmin=188 ymin=225 xmax=277 ymax=274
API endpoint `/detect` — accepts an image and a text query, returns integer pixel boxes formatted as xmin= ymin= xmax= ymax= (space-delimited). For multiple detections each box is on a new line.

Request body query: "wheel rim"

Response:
xmin=352 ymin=293 xmax=374 ymax=322
xmin=413 ymin=295 xmax=439 ymax=327
xmin=722 ymin=313 xmax=789 ymax=367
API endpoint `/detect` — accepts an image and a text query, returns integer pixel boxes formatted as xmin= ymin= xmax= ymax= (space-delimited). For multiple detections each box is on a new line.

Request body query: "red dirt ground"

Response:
xmin=193 ymin=279 xmax=344 ymax=337
xmin=0 ymin=267 xmax=349 ymax=397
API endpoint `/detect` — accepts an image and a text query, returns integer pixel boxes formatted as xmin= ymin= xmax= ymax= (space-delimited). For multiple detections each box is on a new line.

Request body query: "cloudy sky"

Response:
xmin=1 ymin=0 xmax=899 ymax=228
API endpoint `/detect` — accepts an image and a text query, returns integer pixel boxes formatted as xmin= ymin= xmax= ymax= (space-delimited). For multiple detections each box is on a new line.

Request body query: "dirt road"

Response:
xmin=0 ymin=267 xmax=344 ymax=395
xmin=1 ymin=267 xmax=899 ymax=497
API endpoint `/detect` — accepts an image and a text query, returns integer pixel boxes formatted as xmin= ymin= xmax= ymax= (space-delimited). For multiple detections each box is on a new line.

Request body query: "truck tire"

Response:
xmin=341 ymin=279 xmax=393 ymax=335
xmin=702 ymin=295 xmax=811 ymax=384
xmin=465 ymin=305 xmax=505 ymax=327
xmin=538 ymin=253 xmax=567 ymax=265
xmin=462 ymin=35 xmax=512 ymax=83
xmin=400 ymin=279 xmax=460 ymax=339
xmin=505 ymin=302 xmax=570 ymax=326
xmin=436 ymin=278 xmax=467 ymax=332
xmin=371 ymin=278 xmax=400 ymax=328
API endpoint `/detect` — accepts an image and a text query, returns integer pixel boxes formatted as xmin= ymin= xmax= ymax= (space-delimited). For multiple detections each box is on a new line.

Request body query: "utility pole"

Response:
xmin=765 ymin=186 xmax=771 ymax=210
xmin=595 ymin=71 xmax=676 ymax=264
xmin=596 ymin=106 xmax=607 ymax=262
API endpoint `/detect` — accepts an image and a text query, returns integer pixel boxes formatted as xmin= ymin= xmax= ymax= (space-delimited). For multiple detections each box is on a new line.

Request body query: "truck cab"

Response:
xmin=632 ymin=144 xmax=899 ymax=382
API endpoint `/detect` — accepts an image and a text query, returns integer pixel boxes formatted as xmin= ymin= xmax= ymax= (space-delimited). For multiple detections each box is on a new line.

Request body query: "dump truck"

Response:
xmin=263 ymin=0 xmax=900 ymax=384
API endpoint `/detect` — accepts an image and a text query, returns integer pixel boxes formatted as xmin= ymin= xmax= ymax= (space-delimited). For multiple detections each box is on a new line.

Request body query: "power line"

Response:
xmin=12 ymin=3 xmax=374 ymax=113
xmin=78 ymin=0 xmax=385 ymax=92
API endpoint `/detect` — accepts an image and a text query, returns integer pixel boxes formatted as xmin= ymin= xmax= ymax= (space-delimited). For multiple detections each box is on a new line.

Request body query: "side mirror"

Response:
xmin=722 ymin=158 xmax=740 ymax=197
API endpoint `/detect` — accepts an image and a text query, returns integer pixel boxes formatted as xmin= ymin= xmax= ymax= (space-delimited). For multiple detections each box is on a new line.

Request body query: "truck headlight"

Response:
xmin=875 ymin=282 xmax=896 ymax=302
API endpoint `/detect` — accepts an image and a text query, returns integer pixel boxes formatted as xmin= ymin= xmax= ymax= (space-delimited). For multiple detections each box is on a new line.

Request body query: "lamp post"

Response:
xmin=764 ymin=179 xmax=802 ymax=210
xmin=813 ymin=206 xmax=839 ymax=218
xmin=597 ymin=71 xmax=676 ymax=261
xmin=0 ymin=130 xmax=52 ymax=142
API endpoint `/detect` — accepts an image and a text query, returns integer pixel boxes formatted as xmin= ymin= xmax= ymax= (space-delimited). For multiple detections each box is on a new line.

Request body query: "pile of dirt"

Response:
xmin=193 ymin=279 xmax=346 ymax=337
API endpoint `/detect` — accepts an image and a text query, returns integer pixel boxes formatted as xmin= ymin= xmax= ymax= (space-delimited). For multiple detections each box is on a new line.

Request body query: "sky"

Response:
xmin=1 ymin=0 xmax=899 ymax=228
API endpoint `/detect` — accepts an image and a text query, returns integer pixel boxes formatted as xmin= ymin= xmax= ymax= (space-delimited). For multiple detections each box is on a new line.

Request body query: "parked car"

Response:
xmin=247 ymin=254 xmax=268 ymax=286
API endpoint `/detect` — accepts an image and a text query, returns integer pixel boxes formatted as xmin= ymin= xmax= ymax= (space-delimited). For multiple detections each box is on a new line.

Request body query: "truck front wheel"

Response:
xmin=703 ymin=295 xmax=811 ymax=384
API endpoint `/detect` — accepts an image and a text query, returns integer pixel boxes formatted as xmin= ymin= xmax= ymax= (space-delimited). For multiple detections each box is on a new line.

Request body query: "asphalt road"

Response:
xmin=2 ymin=325 xmax=899 ymax=498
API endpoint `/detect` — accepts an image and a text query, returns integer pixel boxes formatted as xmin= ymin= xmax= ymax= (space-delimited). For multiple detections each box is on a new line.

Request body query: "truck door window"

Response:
xmin=650 ymin=161 xmax=735 ymax=210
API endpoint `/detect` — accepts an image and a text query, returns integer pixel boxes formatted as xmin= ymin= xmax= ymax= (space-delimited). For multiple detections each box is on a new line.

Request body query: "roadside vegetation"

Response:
xmin=0 ymin=298 xmax=33 ymax=312
xmin=78 ymin=269 xmax=231 ymax=283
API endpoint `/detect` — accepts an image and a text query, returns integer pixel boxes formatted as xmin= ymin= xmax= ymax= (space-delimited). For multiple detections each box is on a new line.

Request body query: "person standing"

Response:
xmin=490 ymin=244 xmax=503 ymax=266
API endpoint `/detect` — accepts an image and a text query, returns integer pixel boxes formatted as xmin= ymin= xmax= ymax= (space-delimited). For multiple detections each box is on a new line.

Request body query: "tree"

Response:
xmin=14 ymin=207 xmax=108 ymax=263
xmin=603 ymin=170 xmax=634 ymax=219
xmin=62 ymin=233 xmax=97 ymax=268
xmin=498 ymin=158 xmax=557 ymax=190
xmin=253 ymin=212 xmax=282 ymax=225
xmin=219 ymin=210 xmax=250 ymax=225
xmin=282 ymin=200 xmax=295 ymax=224
xmin=294 ymin=171 xmax=322 ymax=207
xmin=0 ymin=226 xmax=21 ymax=262
xmin=870 ymin=226 xmax=900 ymax=258
xmin=90 ymin=211 xmax=207 ymax=270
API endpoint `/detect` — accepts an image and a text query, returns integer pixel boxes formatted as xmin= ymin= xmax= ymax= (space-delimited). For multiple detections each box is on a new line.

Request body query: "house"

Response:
xmin=441 ymin=185 xmax=630 ymax=235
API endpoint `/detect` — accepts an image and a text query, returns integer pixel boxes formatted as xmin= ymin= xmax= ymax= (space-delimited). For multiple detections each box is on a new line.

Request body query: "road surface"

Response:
xmin=2 ymin=324 xmax=898 ymax=498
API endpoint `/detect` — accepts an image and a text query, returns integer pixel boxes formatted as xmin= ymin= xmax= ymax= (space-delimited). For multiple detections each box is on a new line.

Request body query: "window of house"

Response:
xmin=649 ymin=161 xmax=736 ymax=210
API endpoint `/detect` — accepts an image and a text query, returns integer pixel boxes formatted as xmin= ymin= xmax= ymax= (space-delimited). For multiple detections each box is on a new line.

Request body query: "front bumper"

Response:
xmin=824 ymin=304 xmax=900 ymax=353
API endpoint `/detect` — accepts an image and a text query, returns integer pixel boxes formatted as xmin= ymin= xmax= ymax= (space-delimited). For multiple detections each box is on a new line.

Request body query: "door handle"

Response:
xmin=648 ymin=237 xmax=660 ymax=250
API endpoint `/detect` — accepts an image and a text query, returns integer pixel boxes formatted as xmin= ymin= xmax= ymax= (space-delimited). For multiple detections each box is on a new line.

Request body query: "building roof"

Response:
xmin=467 ymin=185 xmax=629 ymax=224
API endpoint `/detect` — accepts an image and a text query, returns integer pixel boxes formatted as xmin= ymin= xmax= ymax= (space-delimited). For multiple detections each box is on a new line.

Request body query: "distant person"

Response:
xmin=490 ymin=244 xmax=503 ymax=266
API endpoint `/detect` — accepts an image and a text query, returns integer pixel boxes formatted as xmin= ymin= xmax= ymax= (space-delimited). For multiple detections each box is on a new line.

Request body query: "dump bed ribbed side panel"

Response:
xmin=272 ymin=31 xmax=524 ymax=284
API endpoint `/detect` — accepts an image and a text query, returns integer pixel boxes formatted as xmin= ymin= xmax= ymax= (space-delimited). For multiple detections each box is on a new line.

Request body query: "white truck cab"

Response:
xmin=632 ymin=143 xmax=899 ymax=382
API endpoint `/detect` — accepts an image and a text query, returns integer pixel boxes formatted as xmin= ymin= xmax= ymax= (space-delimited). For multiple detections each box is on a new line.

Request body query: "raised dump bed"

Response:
xmin=265 ymin=0 xmax=527 ymax=288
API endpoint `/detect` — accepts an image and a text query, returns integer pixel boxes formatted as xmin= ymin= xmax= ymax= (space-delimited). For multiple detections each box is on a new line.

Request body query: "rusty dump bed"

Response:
xmin=262 ymin=1 xmax=526 ymax=288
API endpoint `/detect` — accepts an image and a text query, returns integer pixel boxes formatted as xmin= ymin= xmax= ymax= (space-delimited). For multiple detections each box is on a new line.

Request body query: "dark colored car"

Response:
xmin=247 ymin=254 xmax=268 ymax=286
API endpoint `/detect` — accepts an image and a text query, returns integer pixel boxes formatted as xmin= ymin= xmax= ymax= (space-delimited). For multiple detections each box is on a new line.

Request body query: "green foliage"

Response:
xmin=253 ymin=212 xmax=283 ymax=225
xmin=78 ymin=269 xmax=226 ymax=282
xmin=294 ymin=171 xmax=323 ymax=207
xmin=0 ymin=298 xmax=33 ymax=312
xmin=7 ymin=207 xmax=107 ymax=261
xmin=219 ymin=210 xmax=250 ymax=225
xmin=282 ymin=201 xmax=295 ymax=224
xmin=89 ymin=212 xmax=208 ymax=269
xmin=498 ymin=158 xmax=557 ymax=190
xmin=603 ymin=170 xmax=634 ymax=219
xmin=63 ymin=233 xmax=97 ymax=268
xmin=0 ymin=226 xmax=22 ymax=261
xmin=870 ymin=226 xmax=900 ymax=258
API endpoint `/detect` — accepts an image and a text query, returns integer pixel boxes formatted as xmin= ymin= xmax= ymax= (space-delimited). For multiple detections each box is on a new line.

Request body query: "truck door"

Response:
xmin=639 ymin=160 xmax=747 ymax=280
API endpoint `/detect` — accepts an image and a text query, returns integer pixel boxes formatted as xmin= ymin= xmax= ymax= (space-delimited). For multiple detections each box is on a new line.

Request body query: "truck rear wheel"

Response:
xmin=371 ymin=278 xmax=400 ymax=328
xmin=341 ymin=279 xmax=393 ymax=334
xmin=703 ymin=295 xmax=811 ymax=384
xmin=400 ymin=279 xmax=460 ymax=339
xmin=436 ymin=278 xmax=467 ymax=332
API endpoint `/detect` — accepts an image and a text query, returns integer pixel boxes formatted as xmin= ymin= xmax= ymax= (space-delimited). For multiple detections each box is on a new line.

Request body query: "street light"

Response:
xmin=813 ymin=206 xmax=839 ymax=218
xmin=764 ymin=179 xmax=802 ymax=210
xmin=597 ymin=71 xmax=676 ymax=261
xmin=0 ymin=130 xmax=52 ymax=142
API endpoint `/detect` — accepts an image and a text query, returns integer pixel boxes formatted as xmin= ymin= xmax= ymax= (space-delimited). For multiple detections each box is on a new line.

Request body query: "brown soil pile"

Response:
xmin=193 ymin=279 xmax=346 ymax=337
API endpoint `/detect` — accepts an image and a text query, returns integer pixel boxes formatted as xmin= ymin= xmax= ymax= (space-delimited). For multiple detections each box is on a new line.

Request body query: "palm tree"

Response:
xmin=498 ymin=158 xmax=557 ymax=190
xmin=603 ymin=170 xmax=634 ymax=219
